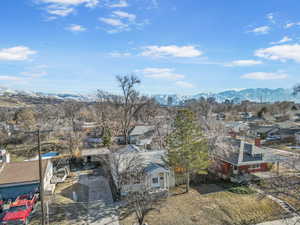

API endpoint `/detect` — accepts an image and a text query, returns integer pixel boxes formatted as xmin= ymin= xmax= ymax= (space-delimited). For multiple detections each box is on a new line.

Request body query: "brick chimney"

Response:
xmin=255 ymin=138 xmax=261 ymax=147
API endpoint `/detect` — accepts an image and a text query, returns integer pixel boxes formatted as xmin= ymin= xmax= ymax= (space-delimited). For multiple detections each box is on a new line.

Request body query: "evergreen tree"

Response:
xmin=167 ymin=109 xmax=210 ymax=192
xmin=102 ymin=126 xmax=112 ymax=147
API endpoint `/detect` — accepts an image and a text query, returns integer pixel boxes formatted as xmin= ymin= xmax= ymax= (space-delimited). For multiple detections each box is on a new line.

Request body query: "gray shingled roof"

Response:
xmin=216 ymin=139 xmax=265 ymax=165
xmin=129 ymin=125 xmax=155 ymax=136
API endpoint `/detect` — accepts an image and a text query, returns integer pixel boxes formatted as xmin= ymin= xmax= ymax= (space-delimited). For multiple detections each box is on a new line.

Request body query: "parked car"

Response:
xmin=1 ymin=202 xmax=34 ymax=225
xmin=0 ymin=200 xmax=4 ymax=213
xmin=11 ymin=194 xmax=37 ymax=208
xmin=0 ymin=200 xmax=4 ymax=222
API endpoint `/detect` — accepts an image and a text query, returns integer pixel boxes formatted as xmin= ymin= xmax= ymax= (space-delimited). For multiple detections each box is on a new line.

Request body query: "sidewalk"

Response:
xmin=257 ymin=217 xmax=300 ymax=225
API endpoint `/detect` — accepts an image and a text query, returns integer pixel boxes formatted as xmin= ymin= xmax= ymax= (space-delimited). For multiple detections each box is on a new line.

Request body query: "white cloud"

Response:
xmin=39 ymin=0 xmax=98 ymax=7
xmin=285 ymin=22 xmax=300 ymax=29
xmin=38 ymin=0 xmax=98 ymax=18
xmin=108 ymin=0 xmax=128 ymax=8
xmin=227 ymin=60 xmax=263 ymax=67
xmin=175 ymin=81 xmax=194 ymax=88
xmin=141 ymin=45 xmax=203 ymax=58
xmin=266 ymin=13 xmax=275 ymax=23
xmin=0 ymin=76 xmax=23 ymax=81
xmin=47 ymin=7 xmax=74 ymax=16
xmin=99 ymin=17 xmax=127 ymax=28
xmin=21 ymin=64 xmax=48 ymax=78
xmin=66 ymin=24 xmax=86 ymax=32
xmin=241 ymin=72 xmax=288 ymax=80
xmin=109 ymin=52 xmax=131 ymax=57
xmin=250 ymin=26 xmax=270 ymax=34
xmin=255 ymin=44 xmax=300 ymax=63
xmin=100 ymin=12 xmax=148 ymax=33
xmin=270 ymin=36 xmax=292 ymax=45
xmin=21 ymin=71 xmax=47 ymax=78
xmin=113 ymin=11 xmax=136 ymax=21
xmin=0 ymin=46 xmax=37 ymax=61
xmin=137 ymin=67 xmax=185 ymax=80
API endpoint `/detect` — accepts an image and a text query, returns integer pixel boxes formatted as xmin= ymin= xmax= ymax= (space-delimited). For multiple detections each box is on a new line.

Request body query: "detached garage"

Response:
xmin=0 ymin=160 xmax=53 ymax=200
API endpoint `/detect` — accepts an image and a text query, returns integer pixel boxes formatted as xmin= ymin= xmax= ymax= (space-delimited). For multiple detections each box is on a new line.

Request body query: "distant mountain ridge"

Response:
xmin=0 ymin=87 xmax=95 ymax=102
xmin=153 ymin=88 xmax=300 ymax=105
xmin=0 ymin=87 xmax=299 ymax=105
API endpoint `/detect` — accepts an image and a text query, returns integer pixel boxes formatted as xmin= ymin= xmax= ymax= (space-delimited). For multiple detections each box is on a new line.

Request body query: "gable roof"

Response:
xmin=215 ymin=139 xmax=274 ymax=166
xmin=274 ymin=128 xmax=300 ymax=136
xmin=250 ymin=125 xmax=278 ymax=134
xmin=144 ymin=163 xmax=168 ymax=173
xmin=129 ymin=125 xmax=155 ymax=136
xmin=0 ymin=160 xmax=49 ymax=186
xmin=112 ymin=147 xmax=167 ymax=174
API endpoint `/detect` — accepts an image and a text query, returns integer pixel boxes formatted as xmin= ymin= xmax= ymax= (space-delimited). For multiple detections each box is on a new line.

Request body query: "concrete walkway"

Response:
xmin=250 ymin=185 xmax=297 ymax=216
xmin=79 ymin=173 xmax=120 ymax=225
xmin=257 ymin=217 xmax=300 ymax=225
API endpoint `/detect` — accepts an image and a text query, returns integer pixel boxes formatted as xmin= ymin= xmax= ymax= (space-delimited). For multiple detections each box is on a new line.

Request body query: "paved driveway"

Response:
xmin=79 ymin=173 xmax=119 ymax=225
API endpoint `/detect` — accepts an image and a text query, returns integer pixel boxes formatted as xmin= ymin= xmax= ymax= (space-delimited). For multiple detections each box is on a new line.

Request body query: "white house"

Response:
xmin=128 ymin=125 xmax=155 ymax=147
xmin=110 ymin=145 xmax=175 ymax=196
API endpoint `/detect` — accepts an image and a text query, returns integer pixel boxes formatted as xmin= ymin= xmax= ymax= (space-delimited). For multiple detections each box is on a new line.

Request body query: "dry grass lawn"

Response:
xmin=120 ymin=185 xmax=284 ymax=225
xmin=29 ymin=173 xmax=90 ymax=225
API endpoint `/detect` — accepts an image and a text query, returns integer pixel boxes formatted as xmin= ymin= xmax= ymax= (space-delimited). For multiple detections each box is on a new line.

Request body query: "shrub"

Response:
xmin=228 ymin=186 xmax=256 ymax=194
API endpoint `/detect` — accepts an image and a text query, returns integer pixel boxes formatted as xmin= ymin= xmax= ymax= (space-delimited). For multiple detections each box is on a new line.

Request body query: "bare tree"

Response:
xmin=125 ymin=187 xmax=165 ymax=225
xmin=14 ymin=107 xmax=37 ymax=130
xmin=293 ymin=84 xmax=300 ymax=96
xmin=61 ymin=101 xmax=83 ymax=155
xmin=98 ymin=75 xmax=149 ymax=144
xmin=116 ymin=74 xmax=144 ymax=144
xmin=107 ymin=151 xmax=144 ymax=200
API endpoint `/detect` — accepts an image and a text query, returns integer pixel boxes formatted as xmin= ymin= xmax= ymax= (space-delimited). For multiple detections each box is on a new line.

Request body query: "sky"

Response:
xmin=1 ymin=0 xmax=300 ymax=95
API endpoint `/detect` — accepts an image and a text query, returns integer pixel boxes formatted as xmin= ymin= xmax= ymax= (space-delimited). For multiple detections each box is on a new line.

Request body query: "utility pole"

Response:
xmin=26 ymin=128 xmax=52 ymax=225
xmin=37 ymin=129 xmax=45 ymax=225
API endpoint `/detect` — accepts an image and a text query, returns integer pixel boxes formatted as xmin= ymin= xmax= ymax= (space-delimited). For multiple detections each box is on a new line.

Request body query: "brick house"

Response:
xmin=213 ymin=139 xmax=276 ymax=183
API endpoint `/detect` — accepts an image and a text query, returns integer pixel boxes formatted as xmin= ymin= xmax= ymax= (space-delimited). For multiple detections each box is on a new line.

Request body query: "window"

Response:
xmin=250 ymin=164 xmax=260 ymax=169
xmin=152 ymin=177 xmax=159 ymax=184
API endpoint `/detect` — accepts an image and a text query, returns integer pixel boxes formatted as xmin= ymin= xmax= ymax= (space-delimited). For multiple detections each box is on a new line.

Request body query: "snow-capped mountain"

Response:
xmin=153 ymin=88 xmax=300 ymax=105
xmin=0 ymin=87 xmax=96 ymax=102
xmin=0 ymin=87 xmax=299 ymax=105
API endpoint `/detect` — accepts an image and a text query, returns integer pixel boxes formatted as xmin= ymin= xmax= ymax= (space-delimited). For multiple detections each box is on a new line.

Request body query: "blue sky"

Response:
xmin=1 ymin=0 xmax=300 ymax=95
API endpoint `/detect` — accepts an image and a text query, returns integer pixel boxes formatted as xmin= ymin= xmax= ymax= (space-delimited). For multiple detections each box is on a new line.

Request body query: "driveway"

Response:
xmin=79 ymin=172 xmax=120 ymax=225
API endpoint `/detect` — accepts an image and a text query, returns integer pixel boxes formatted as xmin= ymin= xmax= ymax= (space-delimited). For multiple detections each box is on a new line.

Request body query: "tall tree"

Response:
xmin=166 ymin=109 xmax=210 ymax=193
xmin=116 ymin=75 xmax=148 ymax=144
xmin=293 ymin=84 xmax=300 ymax=96
xmin=61 ymin=101 xmax=83 ymax=155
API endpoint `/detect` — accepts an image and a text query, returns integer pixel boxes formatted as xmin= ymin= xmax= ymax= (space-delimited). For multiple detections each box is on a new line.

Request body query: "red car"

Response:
xmin=1 ymin=202 xmax=33 ymax=225
xmin=1 ymin=194 xmax=37 ymax=225
xmin=11 ymin=194 xmax=37 ymax=208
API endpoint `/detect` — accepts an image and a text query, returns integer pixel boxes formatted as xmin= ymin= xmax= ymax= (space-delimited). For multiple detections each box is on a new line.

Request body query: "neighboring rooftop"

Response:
xmin=0 ymin=160 xmax=49 ymax=186
xmin=215 ymin=139 xmax=276 ymax=166
xmin=129 ymin=125 xmax=155 ymax=136
xmin=81 ymin=148 xmax=110 ymax=157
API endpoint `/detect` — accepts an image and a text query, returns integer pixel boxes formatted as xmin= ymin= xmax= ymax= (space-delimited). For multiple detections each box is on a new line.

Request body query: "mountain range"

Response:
xmin=0 ymin=87 xmax=299 ymax=105
xmin=153 ymin=88 xmax=300 ymax=105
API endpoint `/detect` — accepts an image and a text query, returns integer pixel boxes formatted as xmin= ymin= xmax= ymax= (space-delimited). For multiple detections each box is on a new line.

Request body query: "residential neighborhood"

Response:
xmin=1 ymin=90 xmax=300 ymax=225
xmin=2 ymin=0 xmax=300 ymax=225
